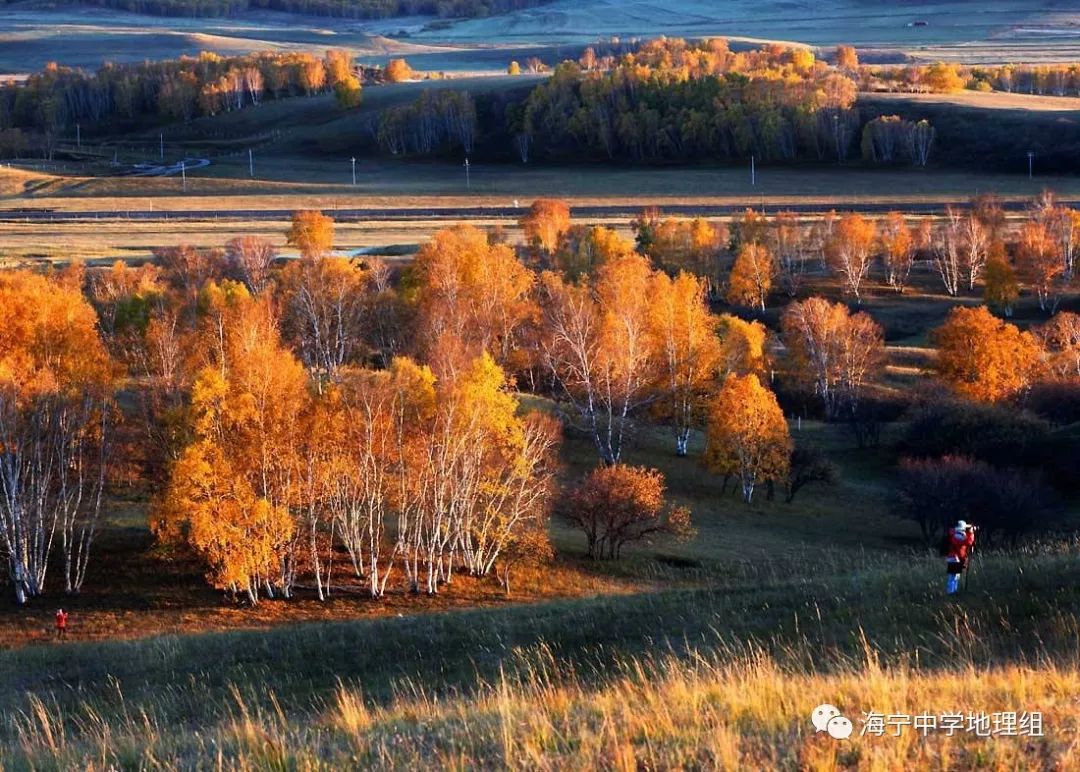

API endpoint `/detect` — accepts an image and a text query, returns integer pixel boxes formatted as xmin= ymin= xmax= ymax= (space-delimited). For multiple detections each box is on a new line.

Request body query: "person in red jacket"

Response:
xmin=945 ymin=521 xmax=976 ymax=595
xmin=55 ymin=609 xmax=68 ymax=641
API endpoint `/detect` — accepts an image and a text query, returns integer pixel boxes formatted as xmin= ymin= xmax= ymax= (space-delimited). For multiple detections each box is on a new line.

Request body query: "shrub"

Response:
xmin=785 ymin=446 xmax=839 ymax=503
xmin=1025 ymin=380 xmax=1080 ymax=426
xmin=897 ymin=455 xmax=1055 ymax=546
xmin=900 ymin=400 xmax=1051 ymax=469
xmin=560 ymin=465 xmax=693 ymax=560
xmin=846 ymin=391 xmax=909 ymax=448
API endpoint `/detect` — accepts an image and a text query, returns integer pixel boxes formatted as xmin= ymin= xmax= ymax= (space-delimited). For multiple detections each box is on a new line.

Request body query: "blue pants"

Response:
xmin=947 ymin=573 xmax=961 ymax=594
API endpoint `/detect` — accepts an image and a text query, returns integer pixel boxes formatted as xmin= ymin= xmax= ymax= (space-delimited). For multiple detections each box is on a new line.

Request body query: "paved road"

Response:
xmin=0 ymin=199 xmax=1075 ymax=223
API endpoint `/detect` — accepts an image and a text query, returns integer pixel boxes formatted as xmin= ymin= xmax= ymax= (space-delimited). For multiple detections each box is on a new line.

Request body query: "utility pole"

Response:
xmin=464 ymin=156 xmax=471 ymax=189
xmin=750 ymin=155 xmax=756 ymax=186
xmin=351 ymin=156 xmax=356 ymax=186
xmin=159 ymin=132 xmax=164 ymax=161
xmin=833 ymin=113 xmax=841 ymax=163
xmin=1027 ymin=150 xmax=1035 ymax=180
xmin=248 ymin=148 xmax=254 ymax=178
xmin=180 ymin=160 xmax=186 ymax=192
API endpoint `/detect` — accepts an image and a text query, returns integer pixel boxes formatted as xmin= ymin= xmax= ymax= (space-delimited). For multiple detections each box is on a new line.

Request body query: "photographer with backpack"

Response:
xmin=942 ymin=521 xmax=977 ymax=595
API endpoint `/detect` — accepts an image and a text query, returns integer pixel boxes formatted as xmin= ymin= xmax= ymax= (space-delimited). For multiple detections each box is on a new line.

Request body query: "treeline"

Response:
xmin=859 ymin=93 xmax=1080 ymax=174
xmin=372 ymin=89 xmax=477 ymax=155
xmin=0 ymin=0 xmax=551 ymax=19
xmin=664 ymin=192 xmax=1080 ymax=314
xmin=366 ymin=39 xmax=943 ymax=167
xmin=357 ymin=40 xmax=1080 ymax=171
xmin=0 ymin=50 xmax=362 ymax=156
xmin=864 ymin=61 xmax=1080 ymax=97
xmin=513 ymin=39 xmax=860 ymax=163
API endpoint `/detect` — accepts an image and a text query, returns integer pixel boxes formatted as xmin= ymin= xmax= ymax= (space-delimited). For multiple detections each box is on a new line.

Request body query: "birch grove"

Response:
xmin=540 ymin=254 xmax=658 ymax=465
xmin=0 ymin=272 xmax=115 ymax=604
xmin=781 ymin=297 xmax=885 ymax=421
xmin=27 ymin=192 xmax=1080 ymax=610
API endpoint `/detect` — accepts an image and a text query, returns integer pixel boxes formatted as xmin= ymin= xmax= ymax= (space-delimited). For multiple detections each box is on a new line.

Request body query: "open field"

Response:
xmin=3 ymin=161 xmax=1078 ymax=211
xmin=0 ymin=6 xmax=519 ymax=75
xmin=868 ymin=90 xmax=1080 ymax=113
xmin=5 ymin=536 xmax=1080 ymax=767
xmin=4 ymin=395 xmax=1080 ymax=766
xmin=396 ymin=0 xmax=1080 ymax=64
xmin=3 ymin=0 xmax=1080 ymax=80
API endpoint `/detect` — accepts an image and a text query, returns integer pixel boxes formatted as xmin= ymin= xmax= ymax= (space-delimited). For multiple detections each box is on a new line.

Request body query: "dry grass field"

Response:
xmin=869 ymin=91 xmax=1080 ymax=114
xmin=396 ymin=0 xmax=1080 ymax=63
xmin=0 ymin=6 xmax=489 ymax=74
xmin=3 ymin=161 xmax=1077 ymax=212
xmin=2 ymin=0 xmax=1078 ymax=82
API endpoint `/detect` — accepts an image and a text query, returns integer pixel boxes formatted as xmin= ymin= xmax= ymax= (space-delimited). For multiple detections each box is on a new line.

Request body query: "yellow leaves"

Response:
xmin=556 ymin=226 xmax=637 ymax=280
xmin=384 ymin=58 xmax=413 ymax=83
xmin=703 ymin=374 xmax=791 ymax=501
xmin=452 ymin=353 xmax=518 ymax=434
xmin=0 ymin=270 xmax=114 ymax=406
xmin=170 ymin=439 xmax=295 ymax=591
xmin=727 ymin=243 xmax=776 ymax=310
xmin=1036 ymin=311 xmax=1080 ymax=379
xmin=388 ymin=356 xmax=437 ymax=419
xmin=647 ymin=271 xmax=723 ymax=425
xmin=593 ymin=254 xmax=655 ymax=390
xmin=414 ymin=224 xmax=537 ymax=374
xmin=159 ymin=287 xmax=310 ymax=597
xmin=286 ymin=210 xmax=335 ymax=259
xmin=277 ymin=253 xmax=370 ymax=378
xmin=520 ymin=199 xmax=571 ymax=254
xmin=825 ymin=214 xmax=877 ymax=299
xmin=199 ymin=278 xmax=251 ymax=315
xmin=880 ymin=212 xmax=913 ymax=261
xmin=984 ymin=243 xmax=1019 ymax=314
xmin=649 ymin=218 xmax=727 ymax=285
xmin=789 ymin=47 xmax=816 ymax=74
xmin=932 ymin=306 xmax=1043 ymax=403
xmin=597 ymin=253 xmax=652 ymax=317
xmin=190 ymin=367 xmax=229 ymax=435
xmin=780 ymin=297 xmax=883 ymax=419
xmin=717 ymin=314 xmax=768 ymax=380
xmin=1016 ymin=220 xmax=1065 ymax=310
xmin=835 ymin=45 xmax=859 ymax=71
xmin=923 ymin=62 xmax=965 ymax=92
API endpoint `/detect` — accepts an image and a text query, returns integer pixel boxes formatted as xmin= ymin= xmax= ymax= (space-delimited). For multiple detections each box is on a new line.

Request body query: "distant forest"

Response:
xmin=0 ymin=50 xmax=363 ymax=157
xmin=4 ymin=38 xmax=1080 ymax=172
xmin=0 ymin=0 xmax=551 ymax=18
xmin=363 ymin=40 xmax=1080 ymax=173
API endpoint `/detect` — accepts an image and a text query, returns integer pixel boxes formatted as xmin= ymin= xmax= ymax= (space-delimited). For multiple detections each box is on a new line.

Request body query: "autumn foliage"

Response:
xmin=562 ymin=465 xmax=692 ymax=560
xmin=155 ymin=285 xmax=306 ymax=603
xmin=932 ymin=306 xmax=1042 ymax=403
xmin=17 ymin=186 xmax=1080 ymax=609
xmin=286 ymin=210 xmax=335 ymax=259
xmin=727 ymin=243 xmax=776 ymax=310
xmin=781 ymin=298 xmax=884 ymax=420
xmin=412 ymin=224 xmax=536 ymax=374
xmin=0 ymin=271 xmax=116 ymax=603
xmin=703 ymin=374 xmax=791 ymax=503
xmin=383 ymin=58 xmax=414 ymax=83
xmin=520 ymin=199 xmax=571 ymax=255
